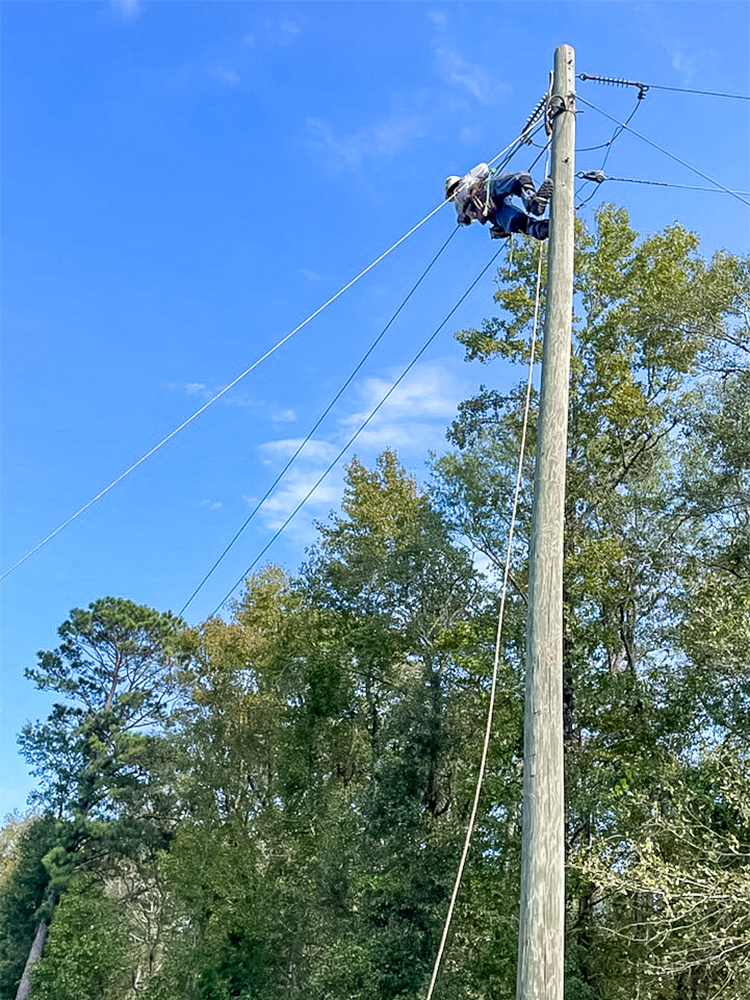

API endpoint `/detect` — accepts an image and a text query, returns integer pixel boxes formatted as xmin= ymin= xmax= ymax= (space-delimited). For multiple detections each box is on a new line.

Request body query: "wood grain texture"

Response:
xmin=516 ymin=43 xmax=576 ymax=1000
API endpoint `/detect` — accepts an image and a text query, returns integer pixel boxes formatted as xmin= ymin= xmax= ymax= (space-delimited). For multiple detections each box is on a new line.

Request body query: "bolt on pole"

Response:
xmin=516 ymin=43 xmax=576 ymax=1000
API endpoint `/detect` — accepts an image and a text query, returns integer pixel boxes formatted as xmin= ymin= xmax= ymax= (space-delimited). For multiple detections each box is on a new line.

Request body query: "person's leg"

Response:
xmin=494 ymin=201 xmax=530 ymax=234
xmin=490 ymin=172 xmax=535 ymax=206
xmin=493 ymin=202 xmax=548 ymax=240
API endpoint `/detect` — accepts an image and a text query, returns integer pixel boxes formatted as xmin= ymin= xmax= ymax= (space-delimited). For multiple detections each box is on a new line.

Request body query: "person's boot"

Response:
xmin=529 ymin=177 xmax=554 ymax=217
xmin=527 ymin=219 xmax=549 ymax=240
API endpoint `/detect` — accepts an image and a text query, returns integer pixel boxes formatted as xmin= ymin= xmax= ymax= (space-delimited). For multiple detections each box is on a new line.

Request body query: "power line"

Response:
xmin=577 ymin=95 xmax=750 ymax=207
xmin=1 ymin=128 xmax=539 ymax=583
xmin=578 ymin=72 xmax=749 ymax=101
xmin=577 ymin=170 xmax=750 ymax=196
xmin=575 ymin=93 xmax=643 ymax=209
xmin=0 ymin=209 xmax=441 ymax=582
xmin=647 ymin=83 xmax=750 ymax=100
xmin=179 ymin=226 xmax=459 ymax=617
xmin=211 ymin=245 xmax=506 ymax=617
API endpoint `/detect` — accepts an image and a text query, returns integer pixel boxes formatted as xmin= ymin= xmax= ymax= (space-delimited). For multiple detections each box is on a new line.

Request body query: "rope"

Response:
xmin=179 ymin=227 xmax=459 ymax=616
xmin=577 ymin=95 xmax=750 ymax=207
xmin=1 ymin=129 xmax=538 ymax=584
xmin=424 ymin=210 xmax=547 ymax=1000
xmin=211 ymin=246 xmax=506 ymax=616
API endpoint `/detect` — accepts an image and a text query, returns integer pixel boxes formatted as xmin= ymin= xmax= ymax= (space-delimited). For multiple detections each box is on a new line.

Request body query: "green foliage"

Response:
xmin=13 ymin=210 xmax=750 ymax=998
xmin=436 ymin=205 xmax=749 ymax=996
xmin=19 ymin=598 xmax=190 ymax=862
xmin=27 ymin=874 xmax=129 ymax=1000
xmin=0 ymin=814 xmax=57 ymax=999
xmin=14 ymin=600 xmax=192 ymax=998
xmin=154 ymin=454 xmax=492 ymax=999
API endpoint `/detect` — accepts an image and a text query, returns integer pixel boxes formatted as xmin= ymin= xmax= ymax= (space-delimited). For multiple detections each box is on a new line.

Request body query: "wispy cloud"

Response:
xmin=207 ymin=66 xmax=241 ymax=87
xmin=172 ymin=381 xmax=213 ymax=401
xmin=111 ymin=0 xmax=142 ymax=22
xmin=671 ymin=49 xmax=695 ymax=80
xmin=250 ymin=358 xmax=471 ymax=531
xmin=199 ymin=499 xmax=223 ymax=510
xmin=307 ymin=113 xmax=425 ymax=170
xmin=338 ymin=359 xmax=471 ymax=449
xmin=636 ymin=4 xmax=698 ymax=85
xmin=271 ymin=408 xmax=297 ymax=423
xmin=435 ymin=47 xmax=510 ymax=105
xmin=259 ymin=438 xmax=338 ymax=462
xmin=248 ymin=468 xmax=343 ymax=534
xmin=169 ymin=381 xmax=267 ymax=411
xmin=264 ymin=15 xmax=305 ymax=47
xmin=344 ymin=359 xmax=470 ymax=425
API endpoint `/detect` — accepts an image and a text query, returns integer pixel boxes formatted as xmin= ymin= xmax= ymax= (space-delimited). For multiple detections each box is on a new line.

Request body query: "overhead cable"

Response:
xmin=575 ymin=93 xmax=643 ymax=209
xmin=577 ymin=170 xmax=750 ymax=196
xmin=579 ymin=73 xmax=749 ymax=101
xmin=179 ymin=226 xmax=459 ymax=616
xmin=577 ymin=95 xmax=750 ymax=207
xmin=211 ymin=245 xmax=506 ymax=616
xmin=1 ymin=128 xmax=536 ymax=583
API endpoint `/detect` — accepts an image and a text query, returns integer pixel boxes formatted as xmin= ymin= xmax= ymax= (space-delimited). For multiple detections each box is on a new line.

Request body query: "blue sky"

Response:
xmin=2 ymin=1 xmax=748 ymax=814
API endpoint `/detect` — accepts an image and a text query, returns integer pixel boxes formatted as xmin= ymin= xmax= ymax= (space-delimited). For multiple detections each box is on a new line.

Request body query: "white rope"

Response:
xmin=424 ymin=221 xmax=546 ymax=1000
xmin=1 ymin=134 xmax=537 ymax=583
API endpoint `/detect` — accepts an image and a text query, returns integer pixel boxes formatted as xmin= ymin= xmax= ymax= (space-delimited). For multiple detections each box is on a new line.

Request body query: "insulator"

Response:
xmin=578 ymin=73 xmax=649 ymax=98
xmin=521 ymin=94 xmax=548 ymax=134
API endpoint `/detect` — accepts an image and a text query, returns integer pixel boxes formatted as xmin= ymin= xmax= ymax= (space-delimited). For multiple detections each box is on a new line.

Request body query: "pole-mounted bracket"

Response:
xmin=546 ymin=93 xmax=576 ymax=135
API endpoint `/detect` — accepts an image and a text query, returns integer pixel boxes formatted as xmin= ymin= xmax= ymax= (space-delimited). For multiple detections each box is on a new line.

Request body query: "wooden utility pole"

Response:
xmin=516 ymin=44 xmax=576 ymax=1000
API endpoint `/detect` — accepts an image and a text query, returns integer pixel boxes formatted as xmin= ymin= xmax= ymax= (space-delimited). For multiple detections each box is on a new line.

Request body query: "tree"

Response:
xmin=26 ymin=874 xmax=130 ymax=1000
xmin=433 ymin=205 xmax=749 ymax=996
xmin=0 ymin=815 xmax=57 ymax=1000
xmin=159 ymin=453 xmax=493 ymax=999
xmin=15 ymin=598 xmax=190 ymax=1000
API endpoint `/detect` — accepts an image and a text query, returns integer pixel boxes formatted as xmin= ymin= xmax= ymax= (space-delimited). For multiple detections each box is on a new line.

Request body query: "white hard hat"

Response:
xmin=445 ymin=175 xmax=461 ymax=199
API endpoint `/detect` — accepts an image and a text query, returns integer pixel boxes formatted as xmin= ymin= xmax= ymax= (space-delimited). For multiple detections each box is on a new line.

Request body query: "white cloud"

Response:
xmin=111 ymin=0 xmax=142 ymax=22
xmin=169 ymin=381 xmax=213 ymax=401
xmin=671 ymin=50 xmax=695 ymax=79
xmin=170 ymin=381 xmax=268 ymax=411
xmin=208 ymin=66 xmax=241 ymax=87
xmin=427 ymin=10 xmax=448 ymax=30
xmin=259 ymin=438 xmax=339 ymax=462
xmin=199 ymin=499 xmax=223 ymax=510
xmin=343 ymin=359 xmax=470 ymax=427
xmin=280 ymin=19 xmax=302 ymax=38
xmin=250 ymin=468 xmax=343 ymax=533
xmin=263 ymin=16 xmax=305 ymax=47
xmin=271 ymin=408 xmax=297 ymax=423
xmin=435 ymin=47 xmax=510 ymax=105
xmin=307 ymin=113 xmax=425 ymax=170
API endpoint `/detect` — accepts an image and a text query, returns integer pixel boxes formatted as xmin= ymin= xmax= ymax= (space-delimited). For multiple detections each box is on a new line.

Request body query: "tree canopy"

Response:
xmin=4 ymin=207 xmax=749 ymax=1000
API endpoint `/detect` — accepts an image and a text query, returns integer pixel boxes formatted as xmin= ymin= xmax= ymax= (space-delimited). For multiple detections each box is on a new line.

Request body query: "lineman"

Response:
xmin=445 ymin=164 xmax=553 ymax=240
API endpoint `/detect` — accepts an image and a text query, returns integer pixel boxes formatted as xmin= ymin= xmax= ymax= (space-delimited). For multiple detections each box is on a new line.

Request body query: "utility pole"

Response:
xmin=516 ymin=44 xmax=575 ymax=1000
